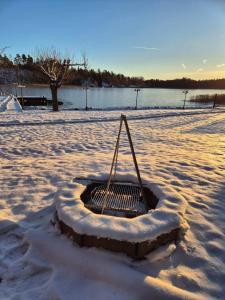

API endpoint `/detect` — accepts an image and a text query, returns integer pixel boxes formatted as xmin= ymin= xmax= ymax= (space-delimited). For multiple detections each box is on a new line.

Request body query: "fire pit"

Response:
xmin=53 ymin=115 xmax=187 ymax=258
xmin=53 ymin=174 xmax=187 ymax=259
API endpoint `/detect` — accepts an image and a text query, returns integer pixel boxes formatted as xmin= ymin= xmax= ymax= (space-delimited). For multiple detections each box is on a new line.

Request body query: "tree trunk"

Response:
xmin=50 ymin=84 xmax=59 ymax=112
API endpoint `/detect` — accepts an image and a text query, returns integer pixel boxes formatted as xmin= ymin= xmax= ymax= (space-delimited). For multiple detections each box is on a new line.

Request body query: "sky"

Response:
xmin=0 ymin=0 xmax=225 ymax=80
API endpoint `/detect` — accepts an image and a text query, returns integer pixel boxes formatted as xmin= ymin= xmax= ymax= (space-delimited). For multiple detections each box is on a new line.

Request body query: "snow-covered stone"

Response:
xmin=55 ymin=173 xmax=188 ymax=243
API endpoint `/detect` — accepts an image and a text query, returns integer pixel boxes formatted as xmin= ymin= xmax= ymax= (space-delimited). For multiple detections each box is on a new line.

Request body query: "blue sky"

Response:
xmin=0 ymin=0 xmax=225 ymax=79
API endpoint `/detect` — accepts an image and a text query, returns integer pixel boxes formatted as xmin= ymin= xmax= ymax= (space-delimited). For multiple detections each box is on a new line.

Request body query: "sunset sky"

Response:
xmin=1 ymin=0 xmax=225 ymax=79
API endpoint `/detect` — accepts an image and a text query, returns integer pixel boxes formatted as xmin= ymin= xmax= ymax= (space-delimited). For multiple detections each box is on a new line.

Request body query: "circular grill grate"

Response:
xmin=90 ymin=183 xmax=141 ymax=211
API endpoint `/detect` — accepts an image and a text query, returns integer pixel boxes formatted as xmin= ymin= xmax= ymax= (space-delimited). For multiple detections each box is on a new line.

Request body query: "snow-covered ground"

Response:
xmin=0 ymin=108 xmax=225 ymax=299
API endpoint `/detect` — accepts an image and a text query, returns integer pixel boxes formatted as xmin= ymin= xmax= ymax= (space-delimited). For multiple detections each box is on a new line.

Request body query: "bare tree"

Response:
xmin=36 ymin=48 xmax=87 ymax=111
xmin=0 ymin=46 xmax=9 ymax=56
xmin=0 ymin=46 xmax=10 ymax=86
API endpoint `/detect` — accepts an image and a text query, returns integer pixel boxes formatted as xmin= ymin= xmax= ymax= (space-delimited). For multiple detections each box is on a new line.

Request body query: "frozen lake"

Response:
xmin=2 ymin=86 xmax=225 ymax=109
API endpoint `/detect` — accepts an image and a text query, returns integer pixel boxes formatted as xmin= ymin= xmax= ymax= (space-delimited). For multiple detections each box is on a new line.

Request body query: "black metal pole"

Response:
xmin=183 ymin=90 xmax=188 ymax=109
xmin=213 ymin=94 xmax=217 ymax=109
xmin=14 ymin=84 xmax=17 ymax=97
xmin=134 ymin=88 xmax=140 ymax=110
xmin=84 ymin=85 xmax=89 ymax=110
xmin=122 ymin=115 xmax=144 ymax=198
xmin=183 ymin=93 xmax=186 ymax=109
xmin=136 ymin=90 xmax=138 ymax=110
xmin=21 ymin=86 xmax=24 ymax=107
xmin=85 ymin=87 xmax=88 ymax=110
xmin=102 ymin=116 xmax=123 ymax=214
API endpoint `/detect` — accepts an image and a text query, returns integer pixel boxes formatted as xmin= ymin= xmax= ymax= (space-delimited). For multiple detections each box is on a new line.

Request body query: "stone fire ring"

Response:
xmin=54 ymin=174 xmax=188 ymax=259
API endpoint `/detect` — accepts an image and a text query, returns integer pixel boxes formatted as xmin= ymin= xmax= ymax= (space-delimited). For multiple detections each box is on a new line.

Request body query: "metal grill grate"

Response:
xmin=89 ymin=183 xmax=141 ymax=211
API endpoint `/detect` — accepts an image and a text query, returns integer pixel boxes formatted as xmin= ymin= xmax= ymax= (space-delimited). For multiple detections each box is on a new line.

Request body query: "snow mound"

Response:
xmin=0 ymin=95 xmax=22 ymax=112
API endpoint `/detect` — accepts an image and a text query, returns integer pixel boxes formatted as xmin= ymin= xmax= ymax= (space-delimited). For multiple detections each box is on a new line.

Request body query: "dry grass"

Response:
xmin=190 ymin=93 xmax=225 ymax=105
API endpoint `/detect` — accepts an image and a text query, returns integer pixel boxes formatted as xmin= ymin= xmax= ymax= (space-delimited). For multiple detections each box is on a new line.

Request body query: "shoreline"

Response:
xmin=1 ymin=83 xmax=225 ymax=90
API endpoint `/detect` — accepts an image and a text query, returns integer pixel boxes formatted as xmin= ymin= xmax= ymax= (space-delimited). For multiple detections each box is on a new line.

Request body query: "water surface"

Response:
xmin=2 ymin=86 xmax=225 ymax=109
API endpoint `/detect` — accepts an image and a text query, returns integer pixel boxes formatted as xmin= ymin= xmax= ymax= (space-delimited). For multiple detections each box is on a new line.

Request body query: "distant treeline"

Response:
xmin=1 ymin=53 xmax=225 ymax=89
xmin=145 ymin=78 xmax=225 ymax=89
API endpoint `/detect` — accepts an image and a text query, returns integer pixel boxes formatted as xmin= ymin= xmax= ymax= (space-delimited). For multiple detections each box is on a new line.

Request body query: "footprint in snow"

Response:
xmin=2 ymin=261 xmax=53 ymax=292
xmin=4 ymin=241 xmax=30 ymax=264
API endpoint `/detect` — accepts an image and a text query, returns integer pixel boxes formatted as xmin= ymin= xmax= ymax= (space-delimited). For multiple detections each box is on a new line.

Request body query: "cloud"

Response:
xmin=133 ymin=46 xmax=160 ymax=50
xmin=202 ymin=59 xmax=207 ymax=64
xmin=196 ymin=68 xmax=203 ymax=72
xmin=216 ymin=64 xmax=225 ymax=68
xmin=181 ymin=64 xmax=186 ymax=69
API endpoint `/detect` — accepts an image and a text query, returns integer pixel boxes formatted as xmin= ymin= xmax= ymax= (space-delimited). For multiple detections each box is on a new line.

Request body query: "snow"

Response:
xmin=0 ymin=96 xmax=11 ymax=112
xmin=0 ymin=108 xmax=225 ymax=299
xmin=0 ymin=95 xmax=22 ymax=112
xmin=55 ymin=174 xmax=187 ymax=242
xmin=6 ymin=97 xmax=22 ymax=112
xmin=0 ymin=107 xmax=222 ymax=126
